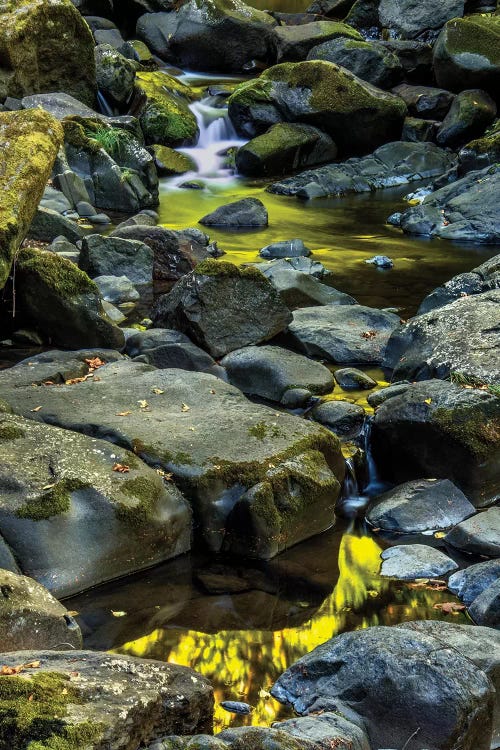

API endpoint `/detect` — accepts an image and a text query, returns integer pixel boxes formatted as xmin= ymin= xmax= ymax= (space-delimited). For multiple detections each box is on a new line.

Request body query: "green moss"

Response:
xmin=136 ymin=71 xmax=198 ymax=147
xmin=433 ymin=401 xmax=500 ymax=461
xmin=249 ymin=481 xmax=281 ymax=528
xmin=194 ymin=259 xmax=265 ymax=281
xmin=228 ymin=77 xmax=273 ymax=109
xmin=17 ymin=249 xmax=97 ymax=299
xmin=16 ymin=478 xmax=87 ymax=521
xmin=0 ymin=671 xmax=104 ymax=750
xmin=153 ymin=145 xmax=197 ymax=175
xmin=114 ymin=475 xmax=163 ymax=525
xmin=445 ymin=15 xmax=500 ymax=62
xmin=464 ymin=119 xmax=500 ymax=156
xmin=0 ymin=423 xmax=25 ymax=441
xmin=248 ymin=421 xmax=285 ymax=440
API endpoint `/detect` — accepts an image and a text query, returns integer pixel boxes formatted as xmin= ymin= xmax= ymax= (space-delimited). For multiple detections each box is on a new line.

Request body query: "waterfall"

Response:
xmin=339 ymin=417 xmax=387 ymax=518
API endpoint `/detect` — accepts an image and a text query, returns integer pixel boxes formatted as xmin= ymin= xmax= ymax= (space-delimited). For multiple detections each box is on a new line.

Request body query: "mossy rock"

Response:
xmin=153 ymin=145 xmax=197 ymax=175
xmin=0 ymin=0 xmax=96 ymax=106
xmin=433 ymin=15 xmax=500 ymax=97
xmin=273 ymin=20 xmax=362 ymax=62
xmin=136 ymin=71 xmax=199 ymax=146
xmin=0 ymin=109 xmax=63 ymax=291
xmin=228 ymin=60 xmax=407 ymax=155
xmin=459 ymin=118 xmax=500 ymax=171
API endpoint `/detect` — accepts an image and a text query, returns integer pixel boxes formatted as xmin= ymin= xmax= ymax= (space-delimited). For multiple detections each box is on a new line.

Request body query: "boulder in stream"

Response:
xmin=380 ymin=543 xmax=458 ymax=579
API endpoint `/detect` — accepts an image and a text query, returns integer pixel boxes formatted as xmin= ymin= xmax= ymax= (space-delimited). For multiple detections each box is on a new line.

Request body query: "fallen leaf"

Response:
xmin=42 ymin=484 xmax=56 ymax=491
xmin=151 ymin=388 xmax=164 ymax=395
xmin=181 ymin=403 xmax=190 ymax=412
xmin=24 ymin=661 xmax=41 ymax=669
xmin=66 ymin=611 xmax=79 ymax=617
xmin=112 ymin=463 xmax=130 ymax=473
xmin=433 ymin=602 xmax=466 ymax=615
xmin=111 ymin=610 xmax=127 ymax=618
xmin=30 ymin=406 xmax=42 ymax=412
xmin=138 ymin=400 xmax=149 ymax=409
xmin=43 ymin=380 xmax=56 ymax=386
xmin=210 ymin=389 xmax=216 ymax=395
xmin=424 ymin=398 xmax=432 ymax=404
xmin=116 ymin=411 xmax=132 ymax=417
xmin=0 ymin=666 xmax=22 ymax=675
xmin=65 ymin=376 xmax=89 ymax=385
xmin=85 ymin=357 xmax=105 ymax=371
xmin=361 ymin=330 xmax=377 ymax=340
xmin=259 ymin=689 xmax=271 ymax=700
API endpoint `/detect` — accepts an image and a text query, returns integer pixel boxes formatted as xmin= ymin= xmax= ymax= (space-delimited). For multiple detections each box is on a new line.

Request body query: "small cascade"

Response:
xmin=96 ymin=90 xmax=115 ymax=117
xmin=339 ymin=417 xmax=388 ymax=518
xmin=361 ymin=418 xmax=385 ymax=495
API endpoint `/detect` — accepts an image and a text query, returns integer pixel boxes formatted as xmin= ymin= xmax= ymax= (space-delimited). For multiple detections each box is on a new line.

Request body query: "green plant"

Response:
xmin=450 ymin=371 xmax=500 ymax=397
xmin=87 ymin=126 xmax=131 ymax=160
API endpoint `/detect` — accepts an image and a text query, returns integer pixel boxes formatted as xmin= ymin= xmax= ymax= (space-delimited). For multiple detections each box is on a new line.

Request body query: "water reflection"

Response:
xmin=68 ymin=524 xmax=468 ymax=731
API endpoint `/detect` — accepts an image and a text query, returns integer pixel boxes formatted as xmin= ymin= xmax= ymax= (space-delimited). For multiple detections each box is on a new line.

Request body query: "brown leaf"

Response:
xmin=30 ymin=406 xmax=43 ymax=412
xmin=85 ymin=357 xmax=105 ymax=371
xmin=0 ymin=665 xmax=22 ymax=675
xmin=181 ymin=403 xmax=190 ymax=412
xmin=112 ymin=463 xmax=130 ymax=473
xmin=65 ymin=376 xmax=89 ymax=385
xmin=43 ymin=380 xmax=56 ymax=386
xmin=138 ymin=400 xmax=149 ymax=409
xmin=23 ymin=661 xmax=41 ymax=669
xmin=433 ymin=602 xmax=466 ymax=614
xmin=361 ymin=330 xmax=377 ymax=339
xmin=116 ymin=411 xmax=132 ymax=417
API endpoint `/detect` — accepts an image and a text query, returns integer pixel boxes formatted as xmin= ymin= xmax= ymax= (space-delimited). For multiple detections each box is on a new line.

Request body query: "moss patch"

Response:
xmin=433 ymin=400 xmax=500 ymax=462
xmin=114 ymin=475 xmax=163 ymax=525
xmin=248 ymin=421 xmax=285 ymax=440
xmin=194 ymin=259 xmax=265 ymax=281
xmin=444 ymin=15 xmax=500 ymax=62
xmin=17 ymin=249 xmax=97 ymax=299
xmin=136 ymin=71 xmax=198 ymax=147
xmin=0 ymin=423 xmax=25 ymax=442
xmin=0 ymin=671 xmax=104 ymax=750
xmin=16 ymin=479 xmax=87 ymax=522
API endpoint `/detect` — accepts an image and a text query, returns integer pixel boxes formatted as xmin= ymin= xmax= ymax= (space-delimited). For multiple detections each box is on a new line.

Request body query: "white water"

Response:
xmin=340 ymin=419 xmax=388 ymax=518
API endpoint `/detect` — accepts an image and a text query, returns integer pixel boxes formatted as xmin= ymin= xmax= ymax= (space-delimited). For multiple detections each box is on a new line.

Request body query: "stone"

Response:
xmin=153 ymin=146 xmax=197 ymax=176
xmin=236 ymin=123 xmax=337 ymax=178
xmin=228 ymin=60 xmax=407 ymax=156
xmin=200 ymin=198 xmax=268 ymax=228
xmin=446 ymin=508 xmax=500 ymax=558
xmin=310 ymin=400 xmax=365 ymax=439
xmin=402 ymin=116 xmax=439 ymax=143
xmin=0 ymin=109 xmax=63 ymax=290
xmin=28 ymin=206 xmax=86 ymax=245
xmin=268 ymin=141 xmax=455 ymax=200
xmin=418 ymin=254 xmax=500 ymax=314
xmin=284 ymin=304 xmax=400 ymax=365
xmin=15 ymin=248 xmax=125 ymax=350
xmin=459 ymin=120 xmax=500 ymax=173
xmin=308 ymin=38 xmax=402 ymax=89
xmin=94 ymin=275 xmax=140 ymax=304
xmin=449 ymin=560 xmax=500 ymax=605
xmin=437 ymin=89 xmax=497 ymax=150
xmin=0 ymin=0 xmax=96 ymax=106
xmin=0 ymin=569 xmax=82 ymax=651
xmin=255 ymin=256 xmax=332 ymax=279
xmin=152 ymin=261 xmax=292 ymax=357
xmin=259 ymin=267 xmax=355 ymax=309
xmin=0 ymin=650 xmax=213 ymax=746
xmin=0 ymin=412 xmax=191 ymax=597
xmin=21 ymin=91 xmax=100 ymax=120
xmin=95 ymin=43 xmax=137 ymax=105
xmin=148 ymin=727 xmax=317 ymax=750
xmin=365 ymin=255 xmax=393 ymax=268
xmin=80 ymin=234 xmax=154 ymax=286
xmin=392 ymin=83 xmax=454 ymax=120
xmin=271 ymin=625 xmax=494 ymax=750
xmin=380 ymin=544 xmax=458 ymax=579
xmin=0 ymin=359 xmax=345 ymax=559
xmin=136 ymin=71 xmax=198 ymax=147
xmin=260 ymin=239 xmax=312 ymax=259
xmin=367 ymin=478 xmax=475 ymax=534
xmin=274 ymin=713 xmax=370 ymax=750
xmin=334 ymin=367 xmax=376 ymax=390
xmin=371 ymin=380 xmax=500 ymax=507
xmin=469 ymin=578 xmax=500 ymax=629
xmin=220 ymin=345 xmax=334 ymax=402
xmin=125 ymin=329 xmax=226 ymax=379
xmin=273 ymin=20 xmax=362 ymax=62
xmin=384 ymin=290 xmax=500 ymax=385
xmin=378 ymin=0 xmax=464 ymax=40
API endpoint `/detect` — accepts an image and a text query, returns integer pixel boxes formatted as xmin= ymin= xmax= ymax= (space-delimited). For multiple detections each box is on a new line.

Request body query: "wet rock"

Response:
xmin=255 ymin=256 xmax=332 ymax=279
xmin=152 ymin=260 xmax=291 ymax=357
xmin=446 ymin=508 xmax=500 ymax=558
xmin=271 ymin=625 xmax=494 ymax=750
xmin=260 ymin=239 xmax=312 ymax=259
xmin=365 ymin=255 xmax=393 ymax=268
xmin=371 ymin=380 xmax=500 ymax=507
xmin=310 ymin=400 xmax=365 ymax=439
xmin=28 ymin=206 xmax=85 ymax=245
xmin=367 ymin=479 xmax=475 ymax=534
xmin=392 ymin=83 xmax=454 ymax=120
xmin=260 ymin=267 xmax=355 ymax=309
xmin=0 ymin=569 xmax=82 ymax=651
xmin=0 ymin=650 xmax=213 ymax=745
xmin=94 ymin=275 xmax=140 ymax=304
xmin=220 ymin=701 xmax=252 ymax=715
xmin=274 ymin=713 xmax=370 ymax=750
xmin=269 ymin=141 xmax=455 ymax=200
xmin=221 ymin=345 xmax=334 ymax=403
xmin=417 ymin=254 xmax=500 ymax=314
xmin=228 ymin=60 xmax=406 ymax=156
xmin=153 ymin=146 xmax=197 ymax=176
xmin=449 ymin=560 xmax=500 ymax=605
xmin=15 ymin=248 xmax=124 ymax=350
xmin=95 ymin=43 xmax=136 ymax=105
xmin=0 ymin=412 xmax=191 ymax=597
xmin=334 ymin=367 xmax=376 ymax=390
xmin=284 ymin=304 xmax=400 ymax=365
xmin=0 ymin=109 xmax=63 ymax=290
xmin=136 ymin=71 xmax=198 ymax=147
xmin=0 ymin=0 xmax=96 ymax=106
xmin=125 ymin=328 xmax=226 ymax=379
xmin=380 ymin=543 xmax=458 ymax=579
xmin=273 ymin=20 xmax=362 ymax=62
xmin=80 ymin=234 xmax=154 ymax=286
xmin=399 ymin=165 xmax=500 ymax=243
xmin=308 ymin=38 xmax=402 ymax=89
xmin=459 ymin=120 xmax=500 ymax=173
xmin=136 ymin=1 xmax=278 ymax=73
xmin=379 ymin=0 xmax=464 ymax=40
xmin=378 ymin=39 xmax=434 ymax=83
xmin=433 ymin=15 xmax=500 ymax=98
xmin=149 ymin=727 xmax=317 ymax=750
xmin=437 ymin=89 xmax=497 ymax=150
xmin=402 ymin=116 xmax=439 ymax=143
xmin=469 ymin=578 xmax=500 ymax=629
xmin=384 ymin=290 xmax=500 ymax=384
xmin=306 ymin=0 xmax=355 ymax=16
xmin=0 ymin=359 xmax=344 ymax=559
xmin=280 ymin=388 xmax=313 ymax=408
xmin=200 ymin=198 xmax=268 ymax=228
xmin=236 ymin=123 xmax=337 ymax=178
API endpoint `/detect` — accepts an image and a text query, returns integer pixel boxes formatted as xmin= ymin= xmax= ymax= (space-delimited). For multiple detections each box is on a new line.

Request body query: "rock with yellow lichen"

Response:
xmin=0 ymin=109 xmax=63 ymax=291
xmin=0 ymin=0 xmax=96 ymax=106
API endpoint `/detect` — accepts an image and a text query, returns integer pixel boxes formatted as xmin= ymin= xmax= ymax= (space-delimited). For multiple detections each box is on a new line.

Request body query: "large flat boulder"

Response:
xmin=379 ymin=0 xmax=464 ymax=40
xmin=0 ymin=357 xmax=345 ymax=559
xmin=0 ymin=109 xmax=63 ymax=290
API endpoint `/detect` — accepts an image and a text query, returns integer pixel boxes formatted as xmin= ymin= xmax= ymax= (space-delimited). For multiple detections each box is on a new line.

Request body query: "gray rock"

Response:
xmin=449 ymin=560 xmax=500 ymax=605
xmin=365 ymin=255 xmax=393 ymax=268
xmin=384 ymin=290 xmax=500 ymax=384
xmin=285 ymin=304 xmax=400 ymax=364
xmin=280 ymin=388 xmax=313 ymax=408
xmin=378 ymin=39 xmax=434 ymax=82
xmin=94 ymin=275 xmax=140 ymax=304
xmin=379 ymin=0 xmax=464 ymax=39
xmin=418 ymin=254 xmax=500 ymax=314
xmin=380 ymin=543 xmax=458 ymax=579
xmin=40 ymin=185 xmax=74 ymax=215
xmin=80 ymin=234 xmax=154 ymax=286
xmin=125 ymin=328 xmax=226 ymax=379
xmin=392 ymin=83 xmax=454 ymax=120
xmin=371 ymin=380 xmax=500 ymax=507
xmin=0 ymin=650 xmax=213 ymax=744
xmin=200 ymin=198 xmax=268 ymax=228
xmin=402 ymin=116 xmax=439 ymax=143
xmin=446 ymin=508 xmax=500 ymax=558
xmin=254 ymin=256 xmax=331 ymax=279
xmin=308 ymin=37 xmax=402 ymax=89
xmin=310 ymin=400 xmax=365 ymax=439
xmin=260 ymin=239 xmax=311 ymax=259
xmin=0 ymin=569 xmax=82 ymax=651
xmin=334 ymin=367 xmax=376 ymax=390
xmin=152 ymin=261 xmax=292 ymax=358
xmin=95 ymin=43 xmax=136 ymax=105
xmin=367 ymin=382 xmax=410 ymax=407
xmin=28 ymin=206 xmax=85 ymax=244
xmin=0 ymin=413 xmax=191 ymax=597
xmin=469 ymin=578 xmax=500 ymax=629
xmin=260 ymin=267 xmax=355 ymax=310
xmin=274 ymin=713 xmax=370 ymax=750
xmin=269 ymin=141 xmax=455 ymax=200
xmin=367 ymin=478 xmax=475 ymax=533
xmin=21 ymin=92 xmax=100 ymax=120
xmin=271 ymin=625 xmax=494 ymax=750
xmin=273 ymin=20 xmax=362 ymax=63
xmin=221 ymin=345 xmax=334 ymax=402
xmin=437 ymin=89 xmax=497 ymax=150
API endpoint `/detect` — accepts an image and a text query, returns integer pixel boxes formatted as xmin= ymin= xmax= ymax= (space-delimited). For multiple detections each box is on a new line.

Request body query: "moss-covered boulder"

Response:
xmin=371 ymin=380 xmax=500 ymax=507
xmin=0 ymin=0 xmax=96 ymax=106
xmin=136 ymin=0 xmax=278 ymax=73
xmin=433 ymin=15 xmax=500 ymax=98
xmin=307 ymin=37 xmax=403 ymax=89
xmin=15 ymin=248 xmax=125 ymax=350
xmin=459 ymin=119 xmax=500 ymax=172
xmin=273 ymin=20 xmax=362 ymax=62
xmin=0 ymin=109 xmax=63 ymax=291
xmin=236 ymin=123 xmax=337 ymax=177
xmin=0 ymin=650 xmax=213 ymax=747
xmin=228 ymin=60 xmax=407 ymax=156
xmin=153 ymin=145 xmax=197 ymax=175
xmin=0 ymin=568 xmax=82 ymax=651
xmin=95 ymin=43 xmax=137 ymax=105
xmin=136 ymin=71 xmax=199 ymax=146
xmin=436 ymin=89 xmax=497 ymax=149
xmin=0 ymin=358 xmax=345 ymax=558
xmin=0 ymin=410 xmax=191 ymax=597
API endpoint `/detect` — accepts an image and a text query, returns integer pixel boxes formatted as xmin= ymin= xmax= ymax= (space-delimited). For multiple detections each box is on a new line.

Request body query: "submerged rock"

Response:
xmin=380 ymin=543 xmax=458 ymax=579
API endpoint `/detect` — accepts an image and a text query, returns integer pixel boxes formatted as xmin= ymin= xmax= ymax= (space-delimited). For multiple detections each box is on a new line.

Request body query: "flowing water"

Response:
xmin=64 ymin=68 xmax=498 ymax=730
